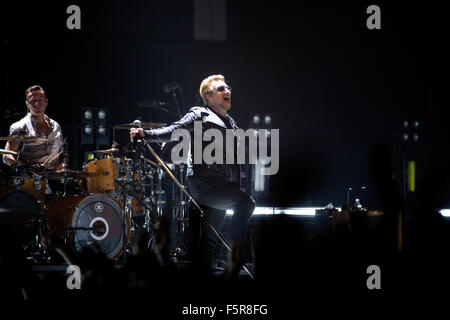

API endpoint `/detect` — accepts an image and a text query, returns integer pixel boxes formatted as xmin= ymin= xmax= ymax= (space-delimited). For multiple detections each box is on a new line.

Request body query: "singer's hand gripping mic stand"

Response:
xmin=139 ymin=138 xmax=255 ymax=280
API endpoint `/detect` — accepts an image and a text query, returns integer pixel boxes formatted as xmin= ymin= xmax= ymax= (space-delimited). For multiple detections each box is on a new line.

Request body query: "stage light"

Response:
xmin=403 ymin=120 xmax=409 ymax=129
xmin=83 ymin=124 xmax=93 ymax=135
xmin=97 ymin=125 xmax=107 ymax=135
xmin=81 ymin=107 xmax=95 ymax=144
xmin=95 ymin=107 xmax=110 ymax=146
xmin=414 ymin=121 xmax=419 ymax=128
xmin=248 ymin=112 xmax=274 ymax=202
xmin=226 ymin=207 xmax=326 ymax=216
xmin=97 ymin=110 xmax=106 ymax=120
xmin=81 ymin=107 xmax=110 ymax=146
xmin=439 ymin=209 xmax=450 ymax=217
xmin=84 ymin=110 xmax=93 ymax=120
xmin=403 ymin=133 xmax=409 ymax=141
xmin=413 ymin=133 xmax=419 ymax=142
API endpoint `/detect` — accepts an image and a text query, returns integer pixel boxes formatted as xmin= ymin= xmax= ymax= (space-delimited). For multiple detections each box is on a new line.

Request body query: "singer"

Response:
xmin=130 ymin=74 xmax=255 ymax=271
xmin=2 ymin=85 xmax=64 ymax=171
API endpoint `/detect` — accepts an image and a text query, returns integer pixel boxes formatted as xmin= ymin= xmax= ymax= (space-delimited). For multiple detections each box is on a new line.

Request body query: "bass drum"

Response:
xmin=0 ymin=191 xmax=39 ymax=246
xmin=46 ymin=194 xmax=131 ymax=260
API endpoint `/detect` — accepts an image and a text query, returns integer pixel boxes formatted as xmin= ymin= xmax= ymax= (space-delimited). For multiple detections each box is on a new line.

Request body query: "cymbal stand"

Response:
xmin=143 ymin=163 xmax=155 ymax=233
xmin=140 ymin=139 xmax=255 ymax=280
xmin=60 ymin=168 xmax=70 ymax=197
xmin=115 ymin=173 xmax=133 ymax=263
xmin=136 ymin=157 xmax=150 ymax=218
xmin=155 ymin=164 xmax=164 ymax=217
xmin=116 ymin=157 xmax=158 ymax=258
xmin=172 ymin=163 xmax=188 ymax=260
xmin=31 ymin=172 xmax=51 ymax=264
xmin=61 ymin=140 xmax=70 ymax=197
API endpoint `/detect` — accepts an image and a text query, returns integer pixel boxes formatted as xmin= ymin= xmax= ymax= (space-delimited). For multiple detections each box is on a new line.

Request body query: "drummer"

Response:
xmin=2 ymin=85 xmax=64 ymax=171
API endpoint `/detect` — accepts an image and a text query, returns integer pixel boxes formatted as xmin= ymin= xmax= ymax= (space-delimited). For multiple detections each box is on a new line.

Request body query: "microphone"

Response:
xmin=93 ymin=226 xmax=106 ymax=234
xmin=132 ymin=119 xmax=142 ymax=152
xmin=163 ymin=82 xmax=181 ymax=93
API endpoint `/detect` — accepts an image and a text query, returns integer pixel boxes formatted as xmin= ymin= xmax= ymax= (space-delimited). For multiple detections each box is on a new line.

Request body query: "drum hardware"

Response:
xmin=63 ymin=226 xmax=106 ymax=233
xmin=113 ymin=122 xmax=167 ymax=130
xmin=154 ymin=165 xmax=164 ymax=217
xmin=139 ymin=138 xmax=256 ymax=280
xmin=30 ymin=172 xmax=50 ymax=263
xmin=46 ymin=194 xmax=131 ymax=260
xmin=4 ymin=160 xmax=52 ymax=262
xmin=163 ymin=81 xmax=184 ymax=117
xmin=10 ymin=174 xmax=46 ymax=203
xmin=114 ymin=177 xmax=146 ymax=262
xmin=137 ymin=100 xmax=181 ymax=117
xmin=93 ymin=147 xmax=120 ymax=155
xmin=31 ymin=173 xmax=44 ymax=204
xmin=137 ymin=100 xmax=169 ymax=109
xmin=172 ymin=163 xmax=189 ymax=260
xmin=36 ymin=169 xmax=91 ymax=198
xmin=113 ymin=149 xmax=162 ymax=256
xmin=40 ymin=169 xmax=93 ymax=180
xmin=115 ymin=152 xmax=144 ymax=261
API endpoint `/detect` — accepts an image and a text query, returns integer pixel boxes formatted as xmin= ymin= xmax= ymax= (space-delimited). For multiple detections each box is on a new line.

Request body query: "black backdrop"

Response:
xmin=2 ymin=1 xmax=449 ymax=209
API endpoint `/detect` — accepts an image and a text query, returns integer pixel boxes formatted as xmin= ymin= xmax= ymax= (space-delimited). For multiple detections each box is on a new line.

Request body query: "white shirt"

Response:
xmin=6 ymin=113 xmax=64 ymax=169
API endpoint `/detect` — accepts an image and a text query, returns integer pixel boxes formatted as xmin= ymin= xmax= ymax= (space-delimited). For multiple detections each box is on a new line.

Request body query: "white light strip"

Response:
xmin=226 ymin=207 xmax=339 ymax=216
xmin=439 ymin=209 xmax=450 ymax=217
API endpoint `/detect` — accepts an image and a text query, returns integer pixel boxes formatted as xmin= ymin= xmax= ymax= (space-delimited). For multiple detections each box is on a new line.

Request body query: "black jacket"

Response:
xmin=144 ymin=106 xmax=241 ymax=183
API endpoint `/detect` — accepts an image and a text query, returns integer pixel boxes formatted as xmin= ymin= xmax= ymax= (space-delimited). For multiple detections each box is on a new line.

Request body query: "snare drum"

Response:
xmin=46 ymin=194 xmax=131 ymax=260
xmin=9 ymin=176 xmax=46 ymax=201
xmin=84 ymin=157 xmax=117 ymax=193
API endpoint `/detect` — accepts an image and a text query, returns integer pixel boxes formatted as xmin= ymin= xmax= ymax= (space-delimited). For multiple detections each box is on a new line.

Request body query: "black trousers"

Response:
xmin=187 ymin=175 xmax=255 ymax=267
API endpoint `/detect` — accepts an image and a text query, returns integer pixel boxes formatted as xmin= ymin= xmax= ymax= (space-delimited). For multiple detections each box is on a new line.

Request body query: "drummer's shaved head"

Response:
xmin=25 ymin=85 xmax=46 ymax=100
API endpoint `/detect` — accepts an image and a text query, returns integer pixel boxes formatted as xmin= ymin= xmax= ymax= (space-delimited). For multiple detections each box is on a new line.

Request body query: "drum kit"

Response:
xmin=0 ymin=122 xmax=189 ymax=264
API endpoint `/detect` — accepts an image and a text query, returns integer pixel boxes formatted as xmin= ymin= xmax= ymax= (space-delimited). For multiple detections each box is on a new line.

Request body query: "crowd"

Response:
xmin=1 ymin=145 xmax=450 ymax=310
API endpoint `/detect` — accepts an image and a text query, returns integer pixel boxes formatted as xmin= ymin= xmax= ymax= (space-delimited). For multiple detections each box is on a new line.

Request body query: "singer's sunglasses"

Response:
xmin=216 ymin=85 xmax=232 ymax=93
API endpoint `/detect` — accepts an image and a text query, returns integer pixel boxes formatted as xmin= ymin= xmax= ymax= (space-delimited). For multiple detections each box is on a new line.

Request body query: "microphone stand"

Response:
xmin=171 ymin=91 xmax=182 ymax=118
xmin=140 ymin=139 xmax=256 ymax=280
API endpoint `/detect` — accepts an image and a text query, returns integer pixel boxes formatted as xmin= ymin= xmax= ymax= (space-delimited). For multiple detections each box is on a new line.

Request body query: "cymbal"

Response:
xmin=0 ymin=148 xmax=18 ymax=156
xmin=113 ymin=122 xmax=166 ymax=130
xmin=93 ymin=147 xmax=120 ymax=155
xmin=0 ymin=135 xmax=48 ymax=142
xmin=137 ymin=100 xmax=169 ymax=108
xmin=37 ymin=169 xmax=93 ymax=180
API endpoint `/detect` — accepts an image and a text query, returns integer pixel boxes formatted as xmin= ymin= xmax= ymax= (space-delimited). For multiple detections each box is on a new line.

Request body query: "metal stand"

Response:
xmin=141 ymin=139 xmax=255 ymax=280
xmin=172 ymin=163 xmax=189 ymax=260
xmin=114 ymin=177 xmax=130 ymax=264
xmin=11 ymin=140 xmax=51 ymax=264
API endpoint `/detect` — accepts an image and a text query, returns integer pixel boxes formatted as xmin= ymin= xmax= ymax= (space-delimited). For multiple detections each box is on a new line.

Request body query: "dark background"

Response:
xmin=1 ymin=1 xmax=449 ymax=209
